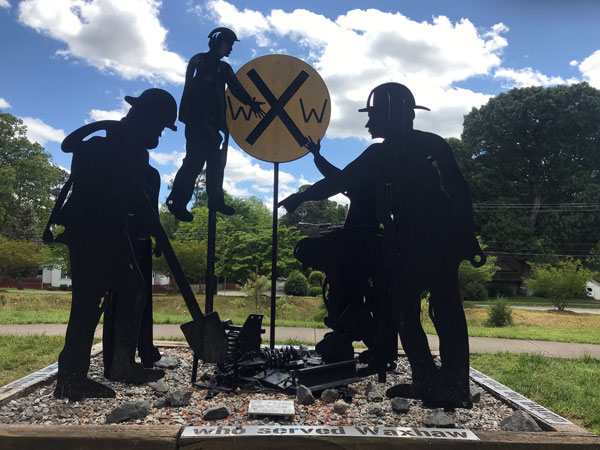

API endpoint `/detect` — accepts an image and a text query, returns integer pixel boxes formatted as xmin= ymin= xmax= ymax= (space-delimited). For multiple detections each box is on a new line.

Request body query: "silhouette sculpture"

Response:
xmin=280 ymin=83 xmax=485 ymax=409
xmin=295 ymin=138 xmax=396 ymax=374
xmin=44 ymin=89 xmax=178 ymax=400
xmin=102 ymin=165 xmax=163 ymax=375
xmin=167 ymin=27 xmax=264 ymax=221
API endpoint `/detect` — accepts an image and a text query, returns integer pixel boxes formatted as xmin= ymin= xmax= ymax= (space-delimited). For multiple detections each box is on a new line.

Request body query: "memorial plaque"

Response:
xmin=247 ymin=400 xmax=295 ymax=420
xmin=181 ymin=425 xmax=479 ymax=440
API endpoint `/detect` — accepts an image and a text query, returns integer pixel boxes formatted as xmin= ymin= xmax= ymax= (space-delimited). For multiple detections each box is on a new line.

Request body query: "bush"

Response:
xmin=276 ymin=297 xmax=298 ymax=316
xmin=308 ymin=271 xmax=325 ymax=287
xmin=240 ymin=271 xmax=270 ymax=310
xmin=526 ymin=258 xmax=596 ymax=311
xmin=308 ymin=286 xmax=323 ymax=297
xmin=284 ymin=270 xmax=308 ymax=296
xmin=59 ymin=284 xmax=69 ymax=291
xmin=485 ymin=297 xmax=513 ymax=327
xmin=463 ymin=281 xmax=488 ymax=302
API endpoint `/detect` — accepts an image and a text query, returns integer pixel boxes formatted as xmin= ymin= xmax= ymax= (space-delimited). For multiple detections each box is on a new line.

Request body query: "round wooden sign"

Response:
xmin=226 ymin=54 xmax=331 ymax=163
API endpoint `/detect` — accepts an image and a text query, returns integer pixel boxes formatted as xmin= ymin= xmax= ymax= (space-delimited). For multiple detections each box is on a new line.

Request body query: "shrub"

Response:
xmin=526 ymin=258 xmax=596 ymax=311
xmin=308 ymin=286 xmax=323 ymax=297
xmin=284 ymin=270 xmax=308 ymax=296
xmin=485 ymin=297 xmax=513 ymax=327
xmin=308 ymin=271 xmax=325 ymax=287
xmin=59 ymin=284 xmax=69 ymax=291
xmin=240 ymin=271 xmax=270 ymax=310
xmin=276 ymin=297 xmax=298 ymax=316
xmin=463 ymin=281 xmax=488 ymax=302
xmin=420 ymin=292 xmax=430 ymax=325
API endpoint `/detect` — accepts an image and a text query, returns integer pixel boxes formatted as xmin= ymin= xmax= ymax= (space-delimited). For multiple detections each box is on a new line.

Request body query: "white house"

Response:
xmin=42 ymin=266 xmax=72 ymax=288
xmin=586 ymin=280 xmax=600 ymax=301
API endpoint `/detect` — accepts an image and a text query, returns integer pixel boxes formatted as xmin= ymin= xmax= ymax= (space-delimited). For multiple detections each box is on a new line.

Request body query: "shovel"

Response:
xmin=153 ymin=225 xmax=227 ymax=363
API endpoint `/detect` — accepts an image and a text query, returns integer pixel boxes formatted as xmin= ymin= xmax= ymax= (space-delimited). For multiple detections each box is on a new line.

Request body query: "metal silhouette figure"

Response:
xmin=166 ymin=27 xmax=264 ymax=221
xmin=103 ymin=165 xmax=163 ymax=375
xmin=294 ymin=138 xmax=395 ymax=373
xmin=280 ymin=83 xmax=485 ymax=409
xmin=44 ymin=89 xmax=177 ymax=400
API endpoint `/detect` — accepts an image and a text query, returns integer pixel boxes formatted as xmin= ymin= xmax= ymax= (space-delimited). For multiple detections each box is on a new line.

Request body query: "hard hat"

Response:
xmin=125 ymin=88 xmax=177 ymax=131
xmin=208 ymin=27 xmax=239 ymax=44
xmin=359 ymin=83 xmax=430 ymax=114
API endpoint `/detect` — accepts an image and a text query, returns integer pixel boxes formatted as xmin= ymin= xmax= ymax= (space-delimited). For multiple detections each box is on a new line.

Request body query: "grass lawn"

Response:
xmin=470 ymin=352 xmax=600 ymax=435
xmin=2 ymin=291 xmax=600 ymax=344
xmin=0 ymin=335 xmax=65 ymax=386
xmin=482 ymin=296 xmax=600 ymax=309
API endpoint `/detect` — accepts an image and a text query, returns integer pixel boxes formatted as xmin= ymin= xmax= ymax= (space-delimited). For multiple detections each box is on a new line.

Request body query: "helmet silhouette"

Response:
xmin=125 ymin=88 xmax=177 ymax=131
xmin=359 ymin=83 xmax=430 ymax=115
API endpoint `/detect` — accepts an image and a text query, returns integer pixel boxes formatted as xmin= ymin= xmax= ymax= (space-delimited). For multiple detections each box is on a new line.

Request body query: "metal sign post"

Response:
xmin=226 ymin=54 xmax=331 ymax=350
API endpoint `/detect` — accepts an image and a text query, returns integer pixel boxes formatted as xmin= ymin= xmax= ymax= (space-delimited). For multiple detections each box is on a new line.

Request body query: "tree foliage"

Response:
xmin=526 ymin=258 xmax=595 ymax=311
xmin=0 ymin=236 xmax=43 ymax=288
xmin=240 ymin=271 xmax=270 ymax=310
xmin=280 ymin=184 xmax=347 ymax=235
xmin=152 ymin=240 xmax=207 ymax=286
xmin=0 ymin=112 xmax=68 ymax=236
xmin=453 ymin=83 xmax=600 ymax=260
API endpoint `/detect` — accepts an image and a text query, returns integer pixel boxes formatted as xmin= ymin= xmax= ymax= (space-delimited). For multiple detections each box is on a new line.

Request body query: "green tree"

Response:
xmin=454 ymin=83 xmax=600 ymax=260
xmin=0 ymin=236 xmax=43 ymax=289
xmin=280 ymin=185 xmax=347 ymax=235
xmin=0 ymin=112 xmax=68 ymax=235
xmin=152 ymin=240 xmax=207 ymax=290
xmin=526 ymin=258 xmax=596 ymax=311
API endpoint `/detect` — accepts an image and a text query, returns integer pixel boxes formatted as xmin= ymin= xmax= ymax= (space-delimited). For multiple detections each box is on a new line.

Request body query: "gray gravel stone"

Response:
xmin=154 ymin=356 xmax=178 ymax=369
xmin=470 ymin=386 xmax=482 ymax=404
xmin=426 ymin=411 xmax=455 ymax=428
xmin=333 ymin=400 xmax=348 ymax=414
xmin=321 ymin=389 xmax=339 ymax=403
xmin=296 ymin=385 xmax=315 ymax=406
xmin=148 ymin=380 xmax=169 ymax=393
xmin=391 ymin=397 xmax=410 ymax=413
xmin=204 ymin=406 xmax=230 ymax=420
xmin=501 ymin=410 xmax=542 ymax=432
xmin=165 ymin=390 xmax=192 ymax=407
xmin=367 ymin=404 xmax=385 ymax=416
xmin=105 ymin=402 xmax=150 ymax=424
xmin=153 ymin=398 xmax=169 ymax=409
xmin=367 ymin=390 xmax=384 ymax=403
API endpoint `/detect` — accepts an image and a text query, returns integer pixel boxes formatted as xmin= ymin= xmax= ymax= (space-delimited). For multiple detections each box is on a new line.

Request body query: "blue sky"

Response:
xmin=1 ymin=0 xmax=599 ymax=209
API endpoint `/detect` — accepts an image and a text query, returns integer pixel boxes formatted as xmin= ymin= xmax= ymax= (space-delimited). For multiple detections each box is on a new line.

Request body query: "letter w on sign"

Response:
xmin=245 ymin=69 xmax=309 ymax=147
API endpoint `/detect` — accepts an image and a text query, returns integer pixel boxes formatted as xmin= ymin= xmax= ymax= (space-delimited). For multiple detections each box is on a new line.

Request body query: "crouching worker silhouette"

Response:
xmin=280 ymin=83 xmax=485 ymax=409
xmin=45 ymin=89 xmax=177 ymax=400
xmin=166 ymin=27 xmax=264 ymax=221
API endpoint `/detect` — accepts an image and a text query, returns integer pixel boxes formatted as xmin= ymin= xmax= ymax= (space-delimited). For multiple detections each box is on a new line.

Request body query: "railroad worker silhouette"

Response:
xmin=294 ymin=138 xmax=394 ymax=369
xmin=49 ymin=89 xmax=177 ymax=400
xmin=280 ymin=82 xmax=484 ymax=408
xmin=166 ymin=27 xmax=264 ymax=221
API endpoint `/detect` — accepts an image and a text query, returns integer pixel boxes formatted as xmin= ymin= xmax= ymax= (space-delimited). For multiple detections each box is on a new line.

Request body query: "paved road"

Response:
xmin=2 ymin=323 xmax=599 ymax=359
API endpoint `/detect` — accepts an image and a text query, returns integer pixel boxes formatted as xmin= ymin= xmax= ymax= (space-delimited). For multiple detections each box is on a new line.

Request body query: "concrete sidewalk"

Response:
xmin=2 ymin=323 xmax=599 ymax=359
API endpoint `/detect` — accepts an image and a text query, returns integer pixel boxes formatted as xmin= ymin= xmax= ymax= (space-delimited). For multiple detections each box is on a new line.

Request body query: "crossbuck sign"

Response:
xmin=226 ymin=54 xmax=331 ymax=163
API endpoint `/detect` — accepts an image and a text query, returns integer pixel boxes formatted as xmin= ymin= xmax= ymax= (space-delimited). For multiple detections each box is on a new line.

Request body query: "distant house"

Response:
xmin=487 ymin=253 xmax=532 ymax=296
xmin=586 ymin=281 xmax=600 ymax=300
xmin=42 ymin=266 xmax=72 ymax=288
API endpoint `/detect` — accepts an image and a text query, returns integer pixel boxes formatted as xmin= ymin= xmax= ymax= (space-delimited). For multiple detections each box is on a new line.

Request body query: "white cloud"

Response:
xmin=570 ymin=60 xmax=579 ymax=67
xmin=150 ymin=150 xmax=185 ymax=167
xmin=207 ymin=1 xmax=509 ymax=138
xmin=88 ymin=100 xmax=129 ymax=121
xmin=18 ymin=0 xmax=186 ymax=84
xmin=329 ymin=193 xmax=349 ymax=207
xmin=0 ymin=97 xmax=11 ymax=108
xmin=578 ymin=50 xmax=600 ymax=88
xmin=0 ymin=0 xmax=10 ymax=9
xmin=21 ymin=117 xmax=66 ymax=145
xmin=493 ymin=67 xmax=571 ymax=88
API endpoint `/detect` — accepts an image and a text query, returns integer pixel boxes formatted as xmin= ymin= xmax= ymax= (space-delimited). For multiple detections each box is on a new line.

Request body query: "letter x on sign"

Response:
xmin=245 ymin=68 xmax=309 ymax=147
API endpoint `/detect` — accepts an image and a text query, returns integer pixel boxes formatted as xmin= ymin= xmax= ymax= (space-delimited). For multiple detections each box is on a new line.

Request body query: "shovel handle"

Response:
xmin=153 ymin=226 xmax=204 ymax=322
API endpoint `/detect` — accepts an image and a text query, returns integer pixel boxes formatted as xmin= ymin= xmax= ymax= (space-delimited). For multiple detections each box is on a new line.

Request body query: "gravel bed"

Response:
xmin=0 ymin=347 xmax=515 ymax=428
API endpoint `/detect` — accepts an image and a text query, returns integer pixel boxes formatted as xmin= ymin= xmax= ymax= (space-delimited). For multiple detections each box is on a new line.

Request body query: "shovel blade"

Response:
xmin=180 ymin=311 xmax=227 ymax=363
